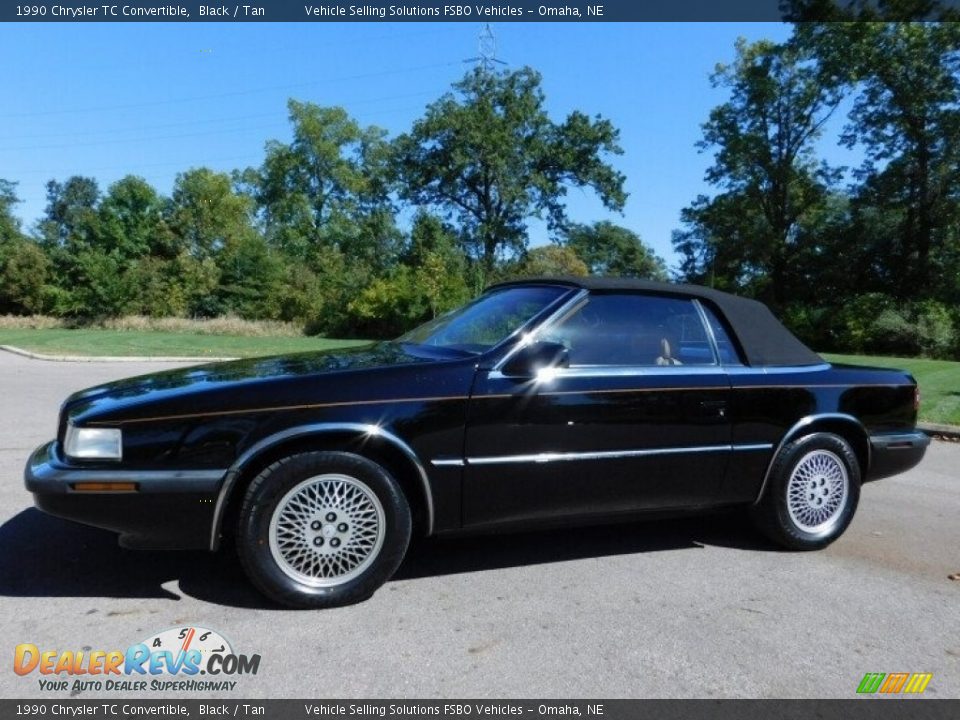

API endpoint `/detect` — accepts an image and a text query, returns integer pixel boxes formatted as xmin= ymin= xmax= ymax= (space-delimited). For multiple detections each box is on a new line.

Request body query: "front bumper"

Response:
xmin=25 ymin=441 xmax=226 ymax=550
xmin=867 ymin=431 xmax=931 ymax=482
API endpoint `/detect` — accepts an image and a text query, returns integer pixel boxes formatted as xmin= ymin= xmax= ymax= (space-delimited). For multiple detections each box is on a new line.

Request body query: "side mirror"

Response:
xmin=501 ymin=341 xmax=570 ymax=378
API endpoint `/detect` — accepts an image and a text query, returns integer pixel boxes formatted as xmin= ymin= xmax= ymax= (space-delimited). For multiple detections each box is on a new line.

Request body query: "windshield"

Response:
xmin=397 ymin=285 xmax=570 ymax=354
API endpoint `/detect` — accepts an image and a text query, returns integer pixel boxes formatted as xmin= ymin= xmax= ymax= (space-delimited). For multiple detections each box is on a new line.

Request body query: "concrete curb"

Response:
xmin=919 ymin=422 xmax=960 ymax=441
xmin=0 ymin=345 xmax=236 ymax=364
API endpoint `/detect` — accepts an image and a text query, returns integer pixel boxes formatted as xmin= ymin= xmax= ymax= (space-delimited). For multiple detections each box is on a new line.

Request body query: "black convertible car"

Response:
xmin=26 ymin=278 xmax=929 ymax=608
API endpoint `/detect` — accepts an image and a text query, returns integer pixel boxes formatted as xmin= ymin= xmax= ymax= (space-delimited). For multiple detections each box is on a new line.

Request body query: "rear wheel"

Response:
xmin=751 ymin=432 xmax=861 ymax=550
xmin=236 ymin=451 xmax=411 ymax=608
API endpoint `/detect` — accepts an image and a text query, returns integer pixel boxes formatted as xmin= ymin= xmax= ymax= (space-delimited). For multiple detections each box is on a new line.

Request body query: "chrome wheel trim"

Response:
xmin=786 ymin=449 xmax=849 ymax=534
xmin=268 ymin=473 xmax=385 ymax=588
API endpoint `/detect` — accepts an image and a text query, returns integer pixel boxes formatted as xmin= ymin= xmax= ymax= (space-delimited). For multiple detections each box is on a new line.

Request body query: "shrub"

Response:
xmin=830 ymin=295 xmax=956 ymax=358
xmin=0 ymin=239 xmax=51 ymax=315
xmin=831 ymin=293 xmax=895 ymax=354
xmin=782 ymin=303 xmax=835 ymax=351
xmin=123 ymin=257 xmax=188 ymax=317
xmin=912 ymin=301 xmax=956 ymax=358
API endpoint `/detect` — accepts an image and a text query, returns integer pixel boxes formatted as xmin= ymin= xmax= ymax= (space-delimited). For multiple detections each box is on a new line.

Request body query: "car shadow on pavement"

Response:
xmin=0 ymin=508 xmax=774 ymax=610
xmin=395 ymin=512 xmax=774 ymax=580
xmin=0 ymin=509 xmax=267 ymax=608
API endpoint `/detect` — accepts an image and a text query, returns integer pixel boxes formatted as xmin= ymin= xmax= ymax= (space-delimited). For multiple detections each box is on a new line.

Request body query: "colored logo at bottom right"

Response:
xmin=857 ymin=673 xmax=933 ymax=695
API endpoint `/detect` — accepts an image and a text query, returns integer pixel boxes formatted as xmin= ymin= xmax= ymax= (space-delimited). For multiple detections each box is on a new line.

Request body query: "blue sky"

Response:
xmin=0 ymin=21 xmax=850 ymax=269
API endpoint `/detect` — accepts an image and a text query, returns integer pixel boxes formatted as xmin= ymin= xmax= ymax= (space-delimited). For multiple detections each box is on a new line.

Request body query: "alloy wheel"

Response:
xmin=268 ymin=473 xmax=386 ymax=587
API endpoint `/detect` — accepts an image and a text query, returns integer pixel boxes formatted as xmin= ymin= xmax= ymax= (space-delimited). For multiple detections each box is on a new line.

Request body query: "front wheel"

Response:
xmin=236 ymin=451 xmax=411 ymax=608
xmin=751 ymin=432 xmax=861 ymax=550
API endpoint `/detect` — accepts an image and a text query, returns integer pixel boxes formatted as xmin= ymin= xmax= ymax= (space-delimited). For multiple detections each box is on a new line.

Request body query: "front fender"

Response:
xmin=208 ymin=423 xmax=435 ymax=550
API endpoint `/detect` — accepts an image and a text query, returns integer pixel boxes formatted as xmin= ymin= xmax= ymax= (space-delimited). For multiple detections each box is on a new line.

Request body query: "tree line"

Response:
xmin=673 ymin=20 xmax=960 ymax=359
xmin=1 ymin=17 xmax=959 ymax=359
xmin=0 ymin=68 xmax=663 ymax=339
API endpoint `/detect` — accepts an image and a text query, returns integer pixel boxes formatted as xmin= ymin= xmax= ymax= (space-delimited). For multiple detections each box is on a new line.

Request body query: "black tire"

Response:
xmin=750 ymin=432 xmax=861 ymax=550
xmin=236 ymin=451 xmax=411 ymax=609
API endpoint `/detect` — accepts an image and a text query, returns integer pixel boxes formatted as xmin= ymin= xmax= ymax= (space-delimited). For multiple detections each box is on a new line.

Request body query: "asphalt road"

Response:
xmin=0 ymin=350 xmax=957 ymax=699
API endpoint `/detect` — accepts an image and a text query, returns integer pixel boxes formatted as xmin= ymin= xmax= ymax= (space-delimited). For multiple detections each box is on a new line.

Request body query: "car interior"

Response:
xmin=543 ymin=294 xmax=717 ymax=367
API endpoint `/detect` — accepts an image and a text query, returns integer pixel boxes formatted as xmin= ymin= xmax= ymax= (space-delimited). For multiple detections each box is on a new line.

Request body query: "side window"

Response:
xmin=700 ymin=303 xmax=744 ymax=365
xmin=540 ymin=293 xmax=716 ymax=367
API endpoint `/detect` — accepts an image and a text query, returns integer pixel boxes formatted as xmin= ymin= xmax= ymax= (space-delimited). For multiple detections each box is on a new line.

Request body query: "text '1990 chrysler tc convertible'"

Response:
xmin=26 ymin=278 xmax=930 ymax=608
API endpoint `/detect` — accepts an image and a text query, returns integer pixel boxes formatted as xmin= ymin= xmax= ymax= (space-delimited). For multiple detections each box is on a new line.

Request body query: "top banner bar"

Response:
xmin=5 ymin=0 xmax=960 ymax=23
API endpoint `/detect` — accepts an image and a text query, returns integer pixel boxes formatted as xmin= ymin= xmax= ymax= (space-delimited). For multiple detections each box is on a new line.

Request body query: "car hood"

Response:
xmin=62 ymin=342 xmax=462 ymax=420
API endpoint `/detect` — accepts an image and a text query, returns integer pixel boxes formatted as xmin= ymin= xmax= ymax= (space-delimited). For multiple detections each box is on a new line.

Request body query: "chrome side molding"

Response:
xmin=432 ymin=442 xmax=773 ymax=467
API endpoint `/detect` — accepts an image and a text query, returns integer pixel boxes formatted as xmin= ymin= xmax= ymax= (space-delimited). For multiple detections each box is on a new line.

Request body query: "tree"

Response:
xmin=796 ymin=22 xmax=960 ymax=299
xmin=39 ymin=176 xmax=100 ymax=249
xmin=403 ymin=211 xmax=471 ymax=317
xmin=564 ymin=221 xmax=667 ymax=279
xmin=243 ymin=101 xmax=403 ymax=333
xmin=167 ymin=167 xmax=298 ymax=318
xmin=393 ymin=67 xmax=627 ymax=277
xmin=168 ymin=168 xmax=257 ymax=261
xmin=0 ymin=180 xmax=22 ymax=244
xmin=36 ymin=177 xmax=106 ymax=316
xmin=122 ymin=256 xmax=188 ymax=317
xmin=250 ymin=100 xmax=400 ymax=269
xmin=62 ymin=248 xmax=130 ymax=317
xmin=673 ymin=39 xmax=842 ymax=307
xmin=39 ymin=176 xmax=102 ymax=316
xmin=347 ymin=212 xmax=471 ymax=338
xmin=98 ymin=176 xmax=171 ymax=260
xmin=515 ymin=245 xmax=589 ymax=278
xmin=0 ymin=239 xmax=50 ymax=314
xmin=781 ymin=0 xmax=959 ymax=23
xmin=0 ymin=180 xmax=48 ymax=315
xmin=215 ymin=232 xmax=285 ymax=319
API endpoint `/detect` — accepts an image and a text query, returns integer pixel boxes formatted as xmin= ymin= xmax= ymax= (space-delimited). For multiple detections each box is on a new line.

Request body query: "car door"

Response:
xmin=461 ymin=291 xmax=733 ymax=529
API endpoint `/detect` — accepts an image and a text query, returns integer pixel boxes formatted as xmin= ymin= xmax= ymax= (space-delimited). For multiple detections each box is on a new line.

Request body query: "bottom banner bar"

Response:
xmin=3 ymin=699 xmax=958 ymax=720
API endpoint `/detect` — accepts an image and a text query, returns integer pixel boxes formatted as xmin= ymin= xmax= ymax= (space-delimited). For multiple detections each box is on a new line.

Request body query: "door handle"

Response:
xmin=700 ymin=400 xmax=727 ymax=418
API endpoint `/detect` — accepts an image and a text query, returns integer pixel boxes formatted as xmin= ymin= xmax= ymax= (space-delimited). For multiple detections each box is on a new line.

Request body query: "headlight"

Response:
xmin=64 ymin=424 xmax=123 ymax=460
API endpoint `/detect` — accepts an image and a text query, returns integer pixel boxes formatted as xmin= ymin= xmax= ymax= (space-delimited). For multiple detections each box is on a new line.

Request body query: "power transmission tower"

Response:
xmin=465 ymin=23 xmax=506 ymax=73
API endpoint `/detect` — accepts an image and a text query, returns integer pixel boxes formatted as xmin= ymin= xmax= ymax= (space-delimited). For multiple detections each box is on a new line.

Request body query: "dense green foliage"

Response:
xmin=675 ymin=22 xmax=960 ymax=359
xmin=0 ymin=68 xmax=651 ymax=339
xmin=564 ymin=221 xmax=668 ymax=280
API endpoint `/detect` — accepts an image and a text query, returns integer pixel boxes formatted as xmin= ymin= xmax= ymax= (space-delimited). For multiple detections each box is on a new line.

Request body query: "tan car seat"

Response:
xmin=656 ymin=337 xmax=683 ymax=366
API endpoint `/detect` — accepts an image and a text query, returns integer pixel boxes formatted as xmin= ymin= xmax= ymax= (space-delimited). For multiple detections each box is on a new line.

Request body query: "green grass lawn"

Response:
xmin=0 ymin=329 xmax=956 ymax=426
xmin=0 ymin=328 xmax=367 ymax=359
xmin=823 ymin=353 xmax=960 ymax=426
